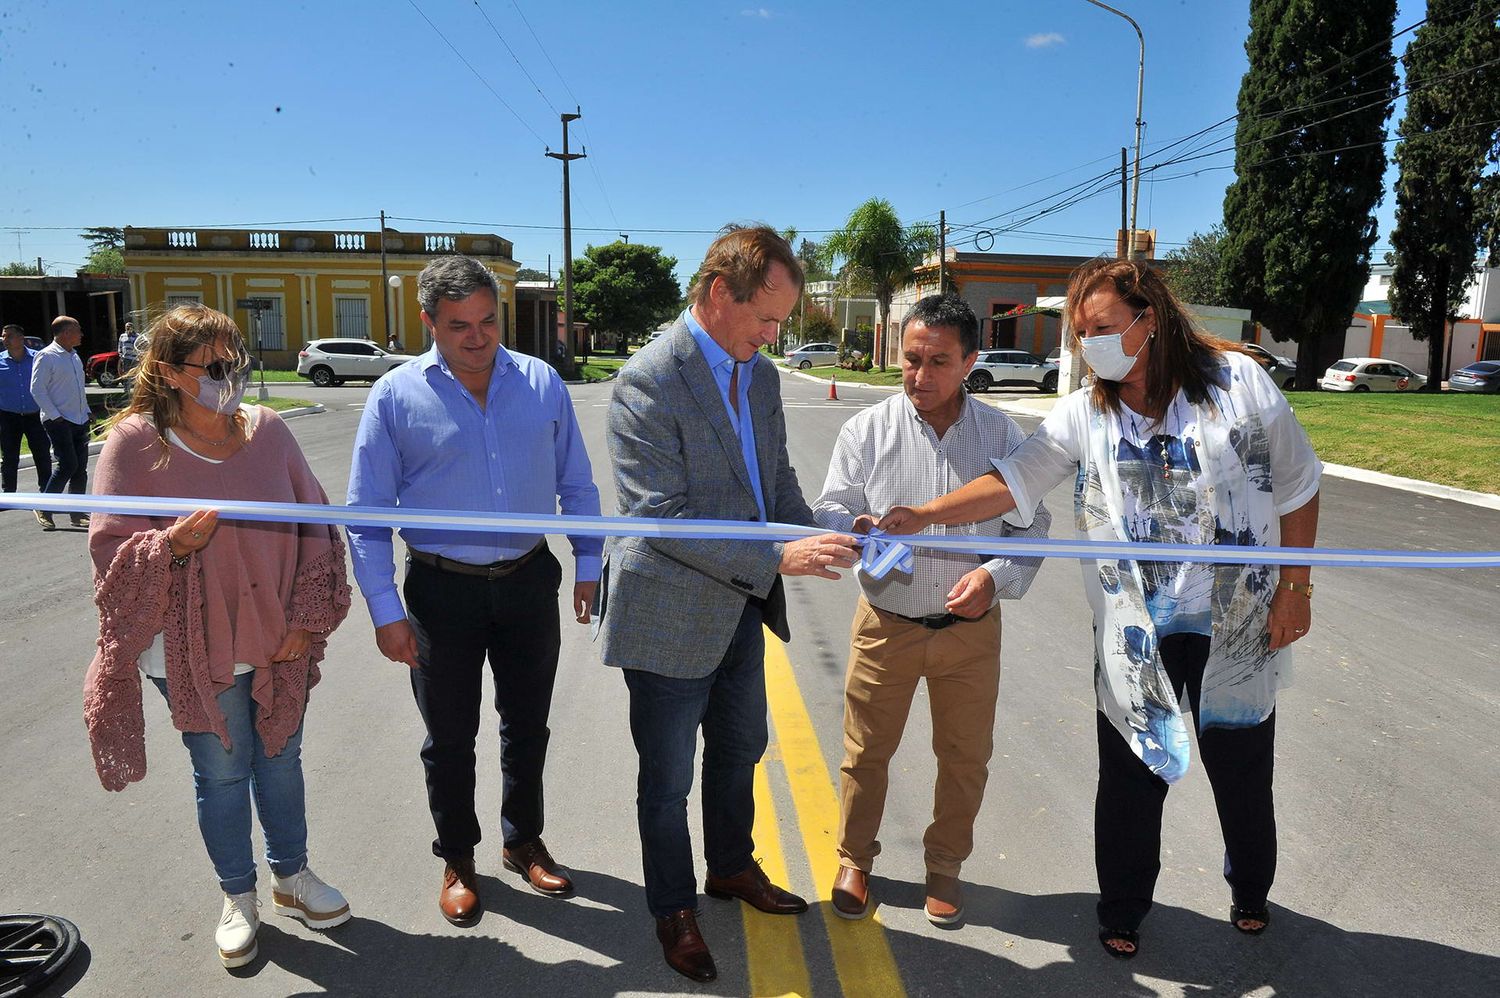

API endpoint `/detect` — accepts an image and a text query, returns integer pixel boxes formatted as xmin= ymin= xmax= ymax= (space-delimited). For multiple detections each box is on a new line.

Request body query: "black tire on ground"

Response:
xmin=1283 ymin=377 xmax=1295 ymax=390
xmin=798 ymin=360 xmax=811 ymax=370
xmin=1354 ymin=384 xmax=1371 ymax=392
xmin=1041 ymin=372 xmax=1058 ymax=393
xmin=967 ymin=371 xmax=992 ymax=392
xmin=0 ymin=913 xmax=82 ymax=998
xmin=310 ymin=366 xmax=335 ymax=387
xmin=333 ymin=379 xmax=347 ymax=387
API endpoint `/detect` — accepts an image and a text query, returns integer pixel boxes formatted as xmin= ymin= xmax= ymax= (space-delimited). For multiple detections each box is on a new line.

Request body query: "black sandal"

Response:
xmin=1230 ymin=904 xmax=1270 ymax=935
xmin=1098 ymin=926 xmax=1139 ymax=959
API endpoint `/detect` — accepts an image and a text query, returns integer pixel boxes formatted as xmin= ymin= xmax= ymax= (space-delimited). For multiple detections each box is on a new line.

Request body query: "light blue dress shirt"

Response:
xmin=29 ymin=341 xmax=89 ymax=424
xmin=346 ymin=344 xmax=603 ymax=628
xmin=682 ymin=308 xmax=766 ymax=521
xmin=0 ymin=348 xmax=40 ymax=414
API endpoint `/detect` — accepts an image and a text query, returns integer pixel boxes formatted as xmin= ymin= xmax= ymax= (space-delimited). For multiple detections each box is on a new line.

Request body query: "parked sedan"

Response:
xmin=1448 ymin=360 xmax=1500 ymax=394
xmin=1240 ymin=342 xmax=1298 ymax=389
xmin=966 ymin=349 xmax=1059 ymax=393
xmin=1319 ymin=357 xmax=1428 ymax=392
xmin=297 ymin=338 xmax=415 ymax=386
xmin=782 ymin=342 xmax=840 ymax=369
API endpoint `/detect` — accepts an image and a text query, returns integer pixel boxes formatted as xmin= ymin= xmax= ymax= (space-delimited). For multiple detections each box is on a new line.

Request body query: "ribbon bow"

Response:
xmin=859 ymin=527 xmax=915 ymax=580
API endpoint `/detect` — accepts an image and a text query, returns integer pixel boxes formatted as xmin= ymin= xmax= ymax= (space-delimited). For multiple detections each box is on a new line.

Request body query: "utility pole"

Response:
xmin=546 ymin=108 xmax=585 ymax=378
xmin=379 ymin=209 xmax=392 ymax=349
xmin=1086 ymin=1 xmax=1145 ymax=259
xmin=938 ymin=210 xmax=947 ymax=294
xmin=1120 ymin=148 xmax=1128 ymax=258
xmin=619 ymin=233 xmax=629 ymax=244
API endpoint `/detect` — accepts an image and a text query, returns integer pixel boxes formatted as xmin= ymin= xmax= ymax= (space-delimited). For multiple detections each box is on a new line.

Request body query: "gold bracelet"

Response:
xmin=1277 ymin=579 xmax=1313 ymax=598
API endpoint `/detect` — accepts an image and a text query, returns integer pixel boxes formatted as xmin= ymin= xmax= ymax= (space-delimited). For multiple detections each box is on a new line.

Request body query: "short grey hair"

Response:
xmin=417 ymin=255 xmax=501 ymax=318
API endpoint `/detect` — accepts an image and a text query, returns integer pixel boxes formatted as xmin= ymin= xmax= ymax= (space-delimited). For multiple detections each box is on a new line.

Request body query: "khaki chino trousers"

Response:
xmin=837 ymin=596 xmax=1003 ymax=879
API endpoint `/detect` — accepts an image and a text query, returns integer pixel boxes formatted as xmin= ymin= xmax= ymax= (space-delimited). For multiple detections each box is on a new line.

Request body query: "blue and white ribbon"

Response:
xmin=4 ymin=492 xmax=1498 ymax=572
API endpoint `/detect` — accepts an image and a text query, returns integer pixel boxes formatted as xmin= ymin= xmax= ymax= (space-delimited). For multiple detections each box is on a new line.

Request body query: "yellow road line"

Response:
xmin=763 ymin=629 xmax=907 ymax=998
xmin=745 ymin=762 xmax=813 ymax=997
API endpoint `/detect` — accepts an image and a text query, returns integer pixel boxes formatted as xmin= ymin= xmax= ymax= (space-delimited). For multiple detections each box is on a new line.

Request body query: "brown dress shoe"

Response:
xmin=440 ymin=858 xmax=481 ymax=925
xmin=655 ymin=909 xmax=717 ymax=983
xmin=831 ymin=865 xmax=871 ymax=920
xmin=704 ymin=862 xmax=808 ymax=915
xmin=502 ymin=839 xmax=573 ymax=896
xmin=924 ymin=873 xmax=963 ymax=926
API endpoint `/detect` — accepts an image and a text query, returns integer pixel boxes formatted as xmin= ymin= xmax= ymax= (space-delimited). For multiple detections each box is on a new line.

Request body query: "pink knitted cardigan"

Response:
xmin=84 ymin=409 xmax=352 ymax=792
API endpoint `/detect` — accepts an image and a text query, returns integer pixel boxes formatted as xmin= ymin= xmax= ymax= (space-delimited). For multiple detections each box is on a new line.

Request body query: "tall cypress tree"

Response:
xmin=1388 ymin=2 xmax=1500 ymax=389
xmin=1220 ymin=0 xmax=1398 ymax=387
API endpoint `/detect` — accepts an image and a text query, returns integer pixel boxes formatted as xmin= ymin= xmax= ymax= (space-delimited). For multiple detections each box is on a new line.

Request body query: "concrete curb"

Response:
xmin=15 ymin=403 xmax=327 ymax=472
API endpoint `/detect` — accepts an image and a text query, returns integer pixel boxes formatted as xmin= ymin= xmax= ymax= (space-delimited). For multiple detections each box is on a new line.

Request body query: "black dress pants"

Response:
xmin=0 ymin=409 xmax=50 ymax=492
xmin=1095 ymin=632 xmax=1277 ymax=931
xmin=404 ymin=546 xmax=563 ymax=860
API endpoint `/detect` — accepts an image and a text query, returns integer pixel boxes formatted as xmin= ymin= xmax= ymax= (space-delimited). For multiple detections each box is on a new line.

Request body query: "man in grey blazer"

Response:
xmin=598 ymin=225 xmax=859 ymax=983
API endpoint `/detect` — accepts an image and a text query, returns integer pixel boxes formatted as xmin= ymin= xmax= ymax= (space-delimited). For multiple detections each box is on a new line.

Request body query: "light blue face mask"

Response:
xmin=1080 ymin=310 xmax=1151 ymax=381
xmin=190 ymin=372 xmax=248 ymax=414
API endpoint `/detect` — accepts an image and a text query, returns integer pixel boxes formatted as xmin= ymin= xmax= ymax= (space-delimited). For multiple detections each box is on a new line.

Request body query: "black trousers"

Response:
xmin=1095 ymin=633 xmax=1277 ymax=932
xmin=42 ymin=417 xmax=89 ymax=497
xmin=0 ymin=409 xmax=50 ymax=492
xmin=403 ymin=546 xmax=563 ymax=860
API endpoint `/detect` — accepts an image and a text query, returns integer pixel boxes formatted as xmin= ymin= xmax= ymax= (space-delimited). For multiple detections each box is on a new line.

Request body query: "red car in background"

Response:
xmin=86 ymin=350 xmax=129 ymax=387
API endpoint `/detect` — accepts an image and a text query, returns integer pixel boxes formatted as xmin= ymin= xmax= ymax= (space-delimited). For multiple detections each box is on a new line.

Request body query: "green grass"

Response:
xmin=576 ymin=355 xmax=628 ymax=382
xmin=794 ymin=365 xmax=905 ymax=387
xmin=1286 ymin=391 xmax=1500 ymax=494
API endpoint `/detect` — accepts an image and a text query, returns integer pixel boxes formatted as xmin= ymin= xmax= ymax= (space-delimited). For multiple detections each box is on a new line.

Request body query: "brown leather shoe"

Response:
xmin=655 ymin=909 xmax=716 ymax=983
xmin=439 ymin=858 xmax=481 ymax=925
xmin=924 ymin=873 xmax=963 ymax=926
xmin=831 ymin=865 xmax=871 ymax=920
xmin=502 ymin=839 xmax=573 ymax=897
xmin=704 ymin=862 xmax=808 ymax=915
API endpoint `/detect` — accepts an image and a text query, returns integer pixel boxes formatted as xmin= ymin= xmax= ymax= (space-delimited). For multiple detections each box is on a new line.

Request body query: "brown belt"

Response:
xmin=408 ymin=542 xmax=544 ymax=580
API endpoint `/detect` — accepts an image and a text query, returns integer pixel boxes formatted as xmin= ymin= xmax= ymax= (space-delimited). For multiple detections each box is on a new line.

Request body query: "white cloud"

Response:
xmin=1025 ymin=32 xmax=1066 ymax=49
xmin=740 ymin=7 xmax=773 ymax=17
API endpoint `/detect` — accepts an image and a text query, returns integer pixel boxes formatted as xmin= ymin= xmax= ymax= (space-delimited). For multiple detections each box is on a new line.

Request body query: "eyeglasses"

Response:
xmin=179 ymin=352 xmax=249 ymax=381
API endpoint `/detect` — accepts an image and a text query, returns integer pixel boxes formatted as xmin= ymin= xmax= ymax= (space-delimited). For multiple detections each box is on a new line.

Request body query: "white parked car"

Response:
xmin=782 ymin=342 xmax=840 ymax=369
xmin=297 ymin=338 xmax=416 ymax=387
xmin=1319 ymin=357 xmax=1427 ymax=392
xmin=966 ymin=349 xmax=1059 ymax=393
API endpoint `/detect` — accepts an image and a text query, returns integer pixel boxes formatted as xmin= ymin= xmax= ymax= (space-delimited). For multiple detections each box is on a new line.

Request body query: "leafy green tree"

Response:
xmin=80 ymin=226 xmax=123 ymax=251
xmin=823 ymin=198 xmax=937 ymax=370
xmin=1388 ymin=1 xmax=1500 ymax=389
xmin=1162 ymin=225 xmax=1233 ymax=307
xmin=1219 ymin=0 xmax=1398 ymax=388
xmin=1 ymin=261 xmax=43 ymax=276
xmin=516 ymin=266 xmax=551 ymax=282
xmin=568 ymin=241 xmax=681 ymax=355
xmin=82 ymin=247 xmax=125 ymax=275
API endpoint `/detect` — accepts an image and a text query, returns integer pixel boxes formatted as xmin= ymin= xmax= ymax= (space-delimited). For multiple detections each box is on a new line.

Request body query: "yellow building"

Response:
xmin=122 ymin=226 xmax=518 ymax=367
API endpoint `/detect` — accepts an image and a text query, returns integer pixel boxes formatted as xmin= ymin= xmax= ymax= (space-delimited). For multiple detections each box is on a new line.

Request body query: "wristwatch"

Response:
xmin=1277 ymin=580 xmax=1313 ymax=598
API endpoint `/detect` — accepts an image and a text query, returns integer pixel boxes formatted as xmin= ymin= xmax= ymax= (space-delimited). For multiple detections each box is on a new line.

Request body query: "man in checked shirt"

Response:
xmin=813 ymin=293 xmax=1051 ymax=926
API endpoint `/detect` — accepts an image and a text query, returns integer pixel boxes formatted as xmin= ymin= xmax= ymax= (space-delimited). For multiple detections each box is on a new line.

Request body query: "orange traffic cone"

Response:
xmin=828 ymin=376 xmax=839 ymax=401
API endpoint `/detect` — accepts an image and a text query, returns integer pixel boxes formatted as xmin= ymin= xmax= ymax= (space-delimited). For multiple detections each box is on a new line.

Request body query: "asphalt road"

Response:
xmin=2 ymin=372 xmax=1497 ymax=997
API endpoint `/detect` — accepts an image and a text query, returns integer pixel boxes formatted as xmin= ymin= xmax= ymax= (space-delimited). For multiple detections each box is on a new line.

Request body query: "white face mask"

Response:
xmin=1080 ymin=311 xmax=1151 ymax=382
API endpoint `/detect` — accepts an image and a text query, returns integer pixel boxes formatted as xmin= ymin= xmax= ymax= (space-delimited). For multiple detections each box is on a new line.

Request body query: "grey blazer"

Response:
xmin=595 ymin=318 xmax=817 ymax=678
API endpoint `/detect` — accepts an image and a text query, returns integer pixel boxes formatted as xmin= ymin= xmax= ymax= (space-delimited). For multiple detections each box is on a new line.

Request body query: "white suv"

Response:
xmin=297 ymin=339 xmax=415 ymax=387
xmin=967 ymin=349 xmax=1059 ymax=393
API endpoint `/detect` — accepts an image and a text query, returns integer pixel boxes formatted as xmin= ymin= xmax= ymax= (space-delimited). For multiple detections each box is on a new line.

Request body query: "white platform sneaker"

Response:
xmin=271 ymin=865 xmax=351 ymax=929
xmin=216 ymin=890 xmax=260 ymax=968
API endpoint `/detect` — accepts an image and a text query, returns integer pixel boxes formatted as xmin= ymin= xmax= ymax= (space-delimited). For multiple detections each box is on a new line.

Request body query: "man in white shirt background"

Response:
xmin=29 ymin=315 xmax=92 ymax=530
xmin=813 ymin=293 xmax=1051 ymax=926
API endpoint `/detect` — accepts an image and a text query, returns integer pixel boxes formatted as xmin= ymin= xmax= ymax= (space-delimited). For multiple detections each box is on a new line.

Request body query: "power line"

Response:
xmin=473 ymin=0 xmax=558 ymax=116
xmin=405 ymin=0 xmax=546 ymax=147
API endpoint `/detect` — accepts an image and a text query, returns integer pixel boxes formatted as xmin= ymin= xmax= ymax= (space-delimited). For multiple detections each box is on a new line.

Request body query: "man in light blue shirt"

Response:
xmin=29 ymin=316 xmax=91 ymax=530
xmin=0 ymin=324 xmax=52 ymax=495
xmin=346 ymin=255 xmax=602 ymax=926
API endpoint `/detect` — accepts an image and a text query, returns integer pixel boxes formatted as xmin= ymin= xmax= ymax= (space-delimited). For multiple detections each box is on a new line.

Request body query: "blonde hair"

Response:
xmin=106 ymin=303 xmax=249 ymax=464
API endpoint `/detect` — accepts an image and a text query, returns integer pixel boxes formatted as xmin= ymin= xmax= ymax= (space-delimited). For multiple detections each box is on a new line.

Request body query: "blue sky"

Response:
xmin=1 ymin=0 xmax=1421 ymax=284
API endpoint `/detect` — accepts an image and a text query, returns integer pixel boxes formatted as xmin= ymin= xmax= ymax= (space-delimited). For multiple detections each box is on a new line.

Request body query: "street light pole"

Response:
xmin=1085 ymin=0 xmax=1145 ymax=260
xmin=379 ymin=209 xmax=393 ymax=350
xmin=546 ymin=109 xmax=585 ymax=378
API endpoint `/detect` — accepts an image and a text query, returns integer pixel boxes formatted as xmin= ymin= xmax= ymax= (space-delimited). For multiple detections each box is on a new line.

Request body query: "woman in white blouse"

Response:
xmin=878 ymin=257 xmax=1321 ymax=960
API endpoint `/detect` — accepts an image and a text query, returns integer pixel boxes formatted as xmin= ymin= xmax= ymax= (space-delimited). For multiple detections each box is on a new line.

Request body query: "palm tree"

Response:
xmin=823 ymin=198 xmax=936 ymax=371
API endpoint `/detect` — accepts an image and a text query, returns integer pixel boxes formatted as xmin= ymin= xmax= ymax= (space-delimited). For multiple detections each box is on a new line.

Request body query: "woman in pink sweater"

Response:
xmin=85 ymin=303 xmax=353 ymax=969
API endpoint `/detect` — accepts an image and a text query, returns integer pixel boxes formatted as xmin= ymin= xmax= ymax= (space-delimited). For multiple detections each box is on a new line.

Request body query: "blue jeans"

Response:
xmin=151 ymin=672 xmax=308 ymax=894
xmin=623 ymin=601 xmax=768 ymax=917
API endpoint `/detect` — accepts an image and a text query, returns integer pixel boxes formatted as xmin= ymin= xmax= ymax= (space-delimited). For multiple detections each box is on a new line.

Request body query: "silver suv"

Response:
xmin=967 ymin=349 xmax=1059 ymax=393
xmin=296 ymin=338 xmax=415 ymax=387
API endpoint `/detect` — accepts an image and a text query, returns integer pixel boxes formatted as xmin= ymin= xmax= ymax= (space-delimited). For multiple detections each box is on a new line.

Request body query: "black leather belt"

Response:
xmin=409 ymin=542 xmax=543 ymax=580
xmin=890 ymin=611 xmax=966 ymax=630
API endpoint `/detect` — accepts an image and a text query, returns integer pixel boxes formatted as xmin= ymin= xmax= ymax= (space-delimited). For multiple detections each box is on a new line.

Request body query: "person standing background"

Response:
xmin=29 ymin=315 xmax=91 ymax=530
xmin=0 ymin=324 xmax=51 ymax=495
